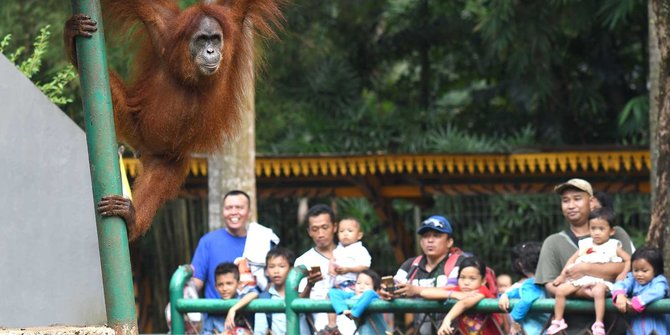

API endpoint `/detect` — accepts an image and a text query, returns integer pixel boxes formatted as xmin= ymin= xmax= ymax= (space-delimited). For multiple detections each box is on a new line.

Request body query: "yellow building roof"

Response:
xmin=123 ymin=150 xmax=650 ymax=178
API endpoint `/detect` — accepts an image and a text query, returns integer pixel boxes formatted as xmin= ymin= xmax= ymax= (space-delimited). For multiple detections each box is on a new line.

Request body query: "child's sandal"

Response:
xmin=591 ymin=321 xmax=605 ymax=335
xmin=546 ymin=318 xmax=568 ymax=334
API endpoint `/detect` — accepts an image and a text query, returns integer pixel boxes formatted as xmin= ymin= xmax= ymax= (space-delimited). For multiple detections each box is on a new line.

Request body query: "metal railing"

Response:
xmin=169 ymin=265 xmax=670 ymax=334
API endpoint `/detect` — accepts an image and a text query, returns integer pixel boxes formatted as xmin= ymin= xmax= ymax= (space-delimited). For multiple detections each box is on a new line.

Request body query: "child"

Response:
xmin=498 ymin=241 xmax=549 ymax=335
xmin=496 ymin=274 xmax=512 ymax=296
xmin=421 ymin=257 xmax=503 ymax=335
xmin=321 ymin=217 xmax=372 ymax=334
xmin=611 ymin=246 xmax=670 ymax=335
xmin=254 ymin=247 xmax=295 ymax=335
xmin=547 ymin=207 xmax=631 ymax=335
xmin=327 ymin=269 xmax=389 ymax=335
xmin=331 ymin=217 xmax=372 ymax=288
xmin=201 ymin=262 xmax=258 ymax=335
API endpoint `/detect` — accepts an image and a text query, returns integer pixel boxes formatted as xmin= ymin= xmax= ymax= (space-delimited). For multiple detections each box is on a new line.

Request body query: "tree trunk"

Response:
xmin=208 ymin=98 xmax=257 ymax=230
xmin=647 ymin=0 xmax=670 ymax=278
xmin=650 ymin=0 xmax=660 ymax=208
xmin=208 ymin=27 xmax=257 ymax=230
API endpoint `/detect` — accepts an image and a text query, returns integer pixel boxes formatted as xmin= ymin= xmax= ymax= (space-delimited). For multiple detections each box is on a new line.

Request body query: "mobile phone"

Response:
xmin=381 ymin=276 xmax=395 ymax=293
xmin=310 ymin=266 xmax=321 ymax=275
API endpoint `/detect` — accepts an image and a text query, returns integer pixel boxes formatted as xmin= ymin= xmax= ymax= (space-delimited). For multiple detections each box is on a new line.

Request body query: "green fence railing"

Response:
xmin=169 ymin=265 xmax=670 ymax=335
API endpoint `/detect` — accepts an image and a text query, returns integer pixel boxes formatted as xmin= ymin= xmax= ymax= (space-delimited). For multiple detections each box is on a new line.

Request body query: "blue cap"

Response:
xmin=417 ymin=215 xmax=453 ymax=235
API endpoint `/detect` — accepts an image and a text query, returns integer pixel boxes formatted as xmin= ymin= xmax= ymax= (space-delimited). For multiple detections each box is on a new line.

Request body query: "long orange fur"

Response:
xmin=98 ymin=0 xmax=283 ymax=240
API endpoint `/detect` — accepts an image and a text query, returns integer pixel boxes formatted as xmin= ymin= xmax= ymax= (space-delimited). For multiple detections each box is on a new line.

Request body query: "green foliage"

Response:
xmin=1 ymin=25 xmax=77 ymax=106
xmin=256 ymin=0 xmax=649 ymax=154
xmin=0 ymin=34 xmax=10 ymax=53
xmin=40 ymin=67 xmax=78 ymax=106
xmin=16 ymin=25 xmax=48 ymax=78
xmin=618 ymin=95 xmax=649 ymax=144
xmin=598 ymin=0 xmax=639 ymax=29
xmin=419 ymin=124 xmax=537 ymax=153
xmin=472 ymin=0 xmax=648 ymax=144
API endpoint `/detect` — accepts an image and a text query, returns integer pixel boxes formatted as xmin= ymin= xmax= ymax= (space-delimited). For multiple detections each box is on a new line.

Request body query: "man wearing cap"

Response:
xmin=381 ymin=215 xmax=465 ymax=334
xmin=536 ymin=178 xmax=634 ymax=335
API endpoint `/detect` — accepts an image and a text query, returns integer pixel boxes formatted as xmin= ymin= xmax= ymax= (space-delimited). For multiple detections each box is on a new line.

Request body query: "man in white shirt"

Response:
xmin=294 ymin=204 xmax=355 ymax=335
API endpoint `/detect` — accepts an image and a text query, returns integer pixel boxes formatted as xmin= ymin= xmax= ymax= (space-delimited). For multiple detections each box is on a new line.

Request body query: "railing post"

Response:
xmin=167 ymin=259 xmax=670 ymax=334
xmin=169 ymin=265 xmax=193 ymax=335
xmin=286 ymin=265 xmax=308 ymax=335
xmin=69 ymin=0 xmax=137 ymax=334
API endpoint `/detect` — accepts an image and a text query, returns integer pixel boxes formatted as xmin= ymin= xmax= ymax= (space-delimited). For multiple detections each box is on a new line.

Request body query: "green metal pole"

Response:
xmin=177 ymin=299 xmax=286 ymax=313
xmin=289 ymin=297 xmax=670 ymax=314
xmin=70 ymin=1 xmax=137 ymax=334
xmin=169 ymin=265 xmax=192 ymax=335
xmin=285 ymin=265 xmax=308 ymax=335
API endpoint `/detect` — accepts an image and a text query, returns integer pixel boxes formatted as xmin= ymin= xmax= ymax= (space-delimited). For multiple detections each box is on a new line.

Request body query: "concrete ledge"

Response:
xmin=0 ymin=326 xmax=114 ymax=335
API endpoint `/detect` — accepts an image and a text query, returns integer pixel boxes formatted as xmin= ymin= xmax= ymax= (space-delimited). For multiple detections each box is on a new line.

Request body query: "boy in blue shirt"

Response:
xmin=202 ymin=262 xmax=258 ymax=335
xmin=254 ymin=247 xmax=295 ymax=335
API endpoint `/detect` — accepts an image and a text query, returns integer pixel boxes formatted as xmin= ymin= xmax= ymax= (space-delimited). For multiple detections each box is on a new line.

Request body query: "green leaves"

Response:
xmin=598 ymin=0 xmax=638 ymax=29
xmin=1 ymin=25 xmax=76 ymax=106
xmin=38 ymin=65 xmax=78 ymax=106
xmin=618 ymin=95 xmax=649 ymax=144
xmin=257 ymin=0 xmax=648 ymax=153
xmin=16 ymin=25 xmax=49 ymax=78
xmin=0 ymin=34 xmax=11 ymax=54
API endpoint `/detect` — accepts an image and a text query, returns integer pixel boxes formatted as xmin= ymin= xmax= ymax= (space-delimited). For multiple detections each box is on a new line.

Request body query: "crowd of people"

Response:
xmin=173 ymin=178 xmax=670 ymax=335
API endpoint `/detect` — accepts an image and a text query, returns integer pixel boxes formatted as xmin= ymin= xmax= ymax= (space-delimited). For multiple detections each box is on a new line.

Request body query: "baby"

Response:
xmin=327 ymin=269 xmax=389 ymax=334
xmin=320 ymin=217 xmax=372 ymax=335
xmin=496 ymin=274 xmax=512 ymax=296
xmin=547 ymin=208 xmax=631 ymax=335
xmin=330 ymin=217 xmax=372 ymax=289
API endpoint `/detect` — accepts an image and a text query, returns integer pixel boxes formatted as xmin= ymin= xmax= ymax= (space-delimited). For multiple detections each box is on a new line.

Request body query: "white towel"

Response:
xmin=243 ymin=222 xmax=280 ymax=291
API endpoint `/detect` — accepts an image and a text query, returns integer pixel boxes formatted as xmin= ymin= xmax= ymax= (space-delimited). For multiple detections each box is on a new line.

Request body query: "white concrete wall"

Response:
xmin=0 ymin=55 xmax=107 ymax=327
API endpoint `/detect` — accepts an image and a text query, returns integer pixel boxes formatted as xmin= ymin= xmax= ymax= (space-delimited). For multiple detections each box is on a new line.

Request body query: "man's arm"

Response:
xmin=190 ymin=238 xmax=209 ymax=295
xmin=535 ymin=236 xmax=564 ymax=288
xmin=613 ymin=227 xmax=634 ymax=254
xmin=552 ymin=250 xmax=580 ymax=286
xmin=336 ymin=264 xmax=369 ymax=274
xmin=298 ymin=272 xmax=322 ymax=298
xmin=191 ymin=277 xmax=204 ymax=294
xmin=564 ymin=262 xmax=625 ymax=282
xmin=298 ymin=279 xmax=312 ymax=298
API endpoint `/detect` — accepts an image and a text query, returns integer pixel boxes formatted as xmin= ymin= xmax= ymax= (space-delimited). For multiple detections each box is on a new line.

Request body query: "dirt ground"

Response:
xmin=0 ymin=326 xmax=114 ymax=335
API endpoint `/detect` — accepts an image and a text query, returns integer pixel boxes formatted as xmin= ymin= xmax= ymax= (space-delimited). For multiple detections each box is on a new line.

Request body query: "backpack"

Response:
xmin=407 ymin=247 xmax=499 ymax=294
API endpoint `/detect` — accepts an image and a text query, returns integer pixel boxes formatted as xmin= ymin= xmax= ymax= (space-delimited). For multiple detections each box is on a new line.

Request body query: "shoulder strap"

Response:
xmin=563 ymin=228 xmax=580 ymax=247
xmin=407 ymin=256 xmax=423 ymax=283
xmin=443 ymin=247 xmax=463 ymax=276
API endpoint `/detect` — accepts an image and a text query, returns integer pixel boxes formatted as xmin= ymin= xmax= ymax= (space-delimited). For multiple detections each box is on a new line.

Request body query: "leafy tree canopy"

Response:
xmin=1 ymin=0 xmax=649 ymax=153
xmin=257 ymin=0 xmax=648 ymax=154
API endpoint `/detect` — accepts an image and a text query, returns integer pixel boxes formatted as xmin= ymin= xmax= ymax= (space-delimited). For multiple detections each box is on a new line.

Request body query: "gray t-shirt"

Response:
xmin=536 ymin=226 xmax=634 ymax=335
